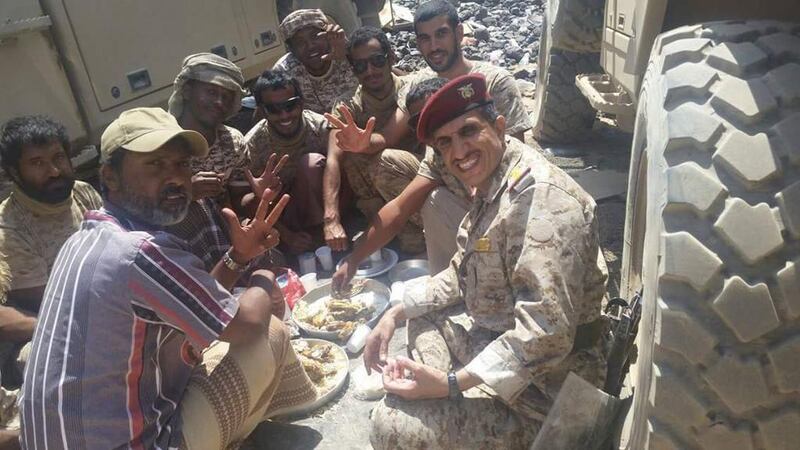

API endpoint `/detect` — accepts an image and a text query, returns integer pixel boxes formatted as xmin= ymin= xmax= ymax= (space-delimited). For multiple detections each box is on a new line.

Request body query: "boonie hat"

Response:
xmin=280 ymin=9 xmax=328 ymax=42
xmin=416 ymin=73 xmax=493 ymax=142
xmin=100 ymin=108 xmax=208 ymax=162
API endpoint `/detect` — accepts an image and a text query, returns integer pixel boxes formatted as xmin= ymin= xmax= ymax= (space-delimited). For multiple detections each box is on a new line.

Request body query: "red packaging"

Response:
xmin=275 ymin=268 xmax=306 ymax=310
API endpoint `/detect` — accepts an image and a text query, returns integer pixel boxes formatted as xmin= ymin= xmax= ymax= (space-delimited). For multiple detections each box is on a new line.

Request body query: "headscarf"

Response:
xmin=167 ymin=53 xmax=245 ymax=120
xmin=279 ymin=9 xmax=328 ymax=42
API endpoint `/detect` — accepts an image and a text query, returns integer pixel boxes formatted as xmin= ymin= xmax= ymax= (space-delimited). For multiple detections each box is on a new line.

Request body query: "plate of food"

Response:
xmin=336 ymin=248 xmax=399 ymax=278
xmin=292 ymin=279 xmax=390 ymax=341
xmin=270 ymin=338 xmax=349 ymax=417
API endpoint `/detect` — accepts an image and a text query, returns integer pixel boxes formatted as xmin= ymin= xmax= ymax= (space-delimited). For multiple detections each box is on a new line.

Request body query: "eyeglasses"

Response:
xmin=349 ymin=53 xmax=389 ymax=74
xmin=262 ymin=96 xmax=302 ymax=114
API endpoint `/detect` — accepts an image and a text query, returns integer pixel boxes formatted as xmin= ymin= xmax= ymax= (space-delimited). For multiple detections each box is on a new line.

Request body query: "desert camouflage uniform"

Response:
xmin=330 ymin=74 xmax=424 ymax=253
xmin=371 ymin=138 xmax=608 ymax=450
xmin=274 ymin=54 xmax=359 ymax=116
xmin=245 ymin=110 xmax=329 ymax=185
xmin=168 ymin=124 xmax=249 ymax=270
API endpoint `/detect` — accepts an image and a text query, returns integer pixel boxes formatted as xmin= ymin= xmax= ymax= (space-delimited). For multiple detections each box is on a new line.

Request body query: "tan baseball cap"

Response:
xmin=100 ymin=107 xmax=209 ymax=162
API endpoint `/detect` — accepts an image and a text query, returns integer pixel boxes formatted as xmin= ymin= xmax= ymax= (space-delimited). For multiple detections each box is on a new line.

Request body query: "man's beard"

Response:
xmin=425 ymin=44 xmax=461 ymax=73
xmin=117 ymin=183 xmax=190 ymax=226
xmin=269 ymin=119 xmax=303 ymax=139
xmin=19 ymin=176 xmax=75 ymax=204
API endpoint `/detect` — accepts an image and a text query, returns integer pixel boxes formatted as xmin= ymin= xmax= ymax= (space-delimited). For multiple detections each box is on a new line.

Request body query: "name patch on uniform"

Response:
xmin=509 ymin=165 xmax=534 ymax=193
xmin=475 ymin=237 xmax=491 ymax=252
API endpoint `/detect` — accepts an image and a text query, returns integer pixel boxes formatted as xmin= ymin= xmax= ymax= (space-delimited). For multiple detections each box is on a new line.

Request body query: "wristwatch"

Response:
xmin=447 ymin=371 xmax=462 ymax=400
xmin=222 ymin=249 xmax=249 ymax=273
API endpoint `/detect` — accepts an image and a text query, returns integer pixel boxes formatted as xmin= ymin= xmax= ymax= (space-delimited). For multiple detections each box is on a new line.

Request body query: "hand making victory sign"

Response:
xmin=222 ymin=187 xmax=290 ymax=262
xmin=246 ymin=153 xmax=289 ymax=199
xmin=325 ymin=104 xmax=376 ymax=154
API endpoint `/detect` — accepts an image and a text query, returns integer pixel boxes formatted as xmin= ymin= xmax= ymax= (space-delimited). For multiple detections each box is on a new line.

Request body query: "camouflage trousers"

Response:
xmin=181 ymin=319 xmax=316 ymax=449
xmin=342 ymin=149 xmax=425 ymax=253
xmin=370 ymin=303 xmax=540 ymax=450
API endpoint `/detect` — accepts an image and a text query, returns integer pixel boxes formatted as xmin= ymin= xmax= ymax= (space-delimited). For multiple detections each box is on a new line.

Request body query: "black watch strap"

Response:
xmin=447 ymin=371 xmax=462 ymax=400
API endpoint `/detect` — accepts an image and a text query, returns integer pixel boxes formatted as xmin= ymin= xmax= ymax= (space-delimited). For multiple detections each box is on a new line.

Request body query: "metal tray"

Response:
xmin=388 ymin=259 xmax=429 ymax=283
xmin=292 ymin=279 xmax=390 ymax=341
xmin=337 ymin=248 xmax=399 ymax=278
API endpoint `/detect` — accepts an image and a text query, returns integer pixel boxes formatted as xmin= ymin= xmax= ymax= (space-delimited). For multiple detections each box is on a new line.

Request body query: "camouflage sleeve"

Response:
xmin=402 ymin=254 xmax=463 ymax=319
xmin=491 ymin=72 xmax=532 ymax=136
xmin=416 ymin=147 xmax=444 ymax=183
xmin=0 ymin=228 xmax=48 ymax=291
xmin=230 ymin=127 xmax=250 ymax=170
xmin=244 ymin=120 xmax=269 ymax=172
xmin=464 ymin=183 xmax=593 ymax=403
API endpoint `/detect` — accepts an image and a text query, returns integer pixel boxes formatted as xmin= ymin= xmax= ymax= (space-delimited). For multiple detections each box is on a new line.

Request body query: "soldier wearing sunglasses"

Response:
xmin=321 ymin=27 xmax=424 ymax=254
xmin=244 ymin=70 xmax=331 ymax=255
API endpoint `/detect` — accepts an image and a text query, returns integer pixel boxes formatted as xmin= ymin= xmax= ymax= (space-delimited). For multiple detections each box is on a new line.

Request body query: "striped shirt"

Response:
xmin=20 ymin=204 xmax=238 ymax=449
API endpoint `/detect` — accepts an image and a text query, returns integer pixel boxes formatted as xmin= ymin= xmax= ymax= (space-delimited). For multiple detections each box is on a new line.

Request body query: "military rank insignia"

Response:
xmin=475 ymin=236 xmax=491 ymax=252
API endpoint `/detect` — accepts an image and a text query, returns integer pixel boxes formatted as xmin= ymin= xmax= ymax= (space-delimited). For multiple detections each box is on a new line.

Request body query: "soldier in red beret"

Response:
xmin=366 ymin=74 xmax=609 ymax=449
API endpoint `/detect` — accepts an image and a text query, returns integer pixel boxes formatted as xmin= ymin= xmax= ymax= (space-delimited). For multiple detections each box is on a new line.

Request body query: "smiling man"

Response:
xmin=366 ymin=75 xmax=608 ymax=449
xmin=274 ymin=9 xmax=360 ymax=115
xmin=19 ymin=108 xmax=316 ymax=448
xmin=245 ymin=69 xmax=330 ymax=254
xmin=322 ymin=26 xmax=424 ymax=253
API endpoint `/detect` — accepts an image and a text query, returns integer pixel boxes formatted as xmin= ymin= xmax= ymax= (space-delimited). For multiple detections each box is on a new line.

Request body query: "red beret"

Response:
xmin=416 ymin=73 xmax=492 ymax=142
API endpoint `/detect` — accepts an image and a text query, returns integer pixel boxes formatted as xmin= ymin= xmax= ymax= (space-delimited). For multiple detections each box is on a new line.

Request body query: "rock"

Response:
xmin=473 ymin=24 xmax=490 ymax=42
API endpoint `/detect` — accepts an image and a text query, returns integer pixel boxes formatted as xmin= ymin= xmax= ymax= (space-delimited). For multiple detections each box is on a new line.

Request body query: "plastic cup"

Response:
xmin=298 ymin=252 xmax=317 ymax=275
xmin=346 ymin=323 xmax=372 ymax=353
xmin=300 ymin=272 xmax=317 ymax=292
xmin=315 ymin=246 xmax=334 ymax=271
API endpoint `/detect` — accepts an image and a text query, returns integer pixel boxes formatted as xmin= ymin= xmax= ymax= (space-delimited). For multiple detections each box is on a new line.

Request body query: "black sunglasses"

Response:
xmin=262 ymin=96 xmax=302 ymax=114
xmin=349 ymin=53 xmax=389 ymax=74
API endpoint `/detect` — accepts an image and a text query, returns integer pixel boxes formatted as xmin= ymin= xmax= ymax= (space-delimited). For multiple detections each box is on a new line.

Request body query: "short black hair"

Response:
xmin=252 ymin=69 xmax=303 ymax=105
xmin=477 ymin=102 xmax=500 ymax=124
xmin=98 ymin=148 xmax=126 ymax=198
xmin=0 ymin=116 xmax=70 ymax=176
xmin=406 ymin=77 xmax=448 ymax=107
xmin=414 ymin=0 xmax=460 ymax=33
xmin=347 ymin=26 xmax=392 ymax=57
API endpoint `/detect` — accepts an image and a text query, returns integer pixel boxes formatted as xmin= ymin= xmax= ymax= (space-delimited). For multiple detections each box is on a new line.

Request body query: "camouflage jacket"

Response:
xmin=404 ymin=137 xmax=608 ymax=410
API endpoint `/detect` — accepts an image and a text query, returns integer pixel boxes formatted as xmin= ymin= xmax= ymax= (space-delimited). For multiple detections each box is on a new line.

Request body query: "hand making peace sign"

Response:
xmin=222 ymin=188 xmax=290 ymax=262
xmin=325 ymin=104 xmax=376 ymax=154
xmin=246 ymin=153 xmax=289 ymax=199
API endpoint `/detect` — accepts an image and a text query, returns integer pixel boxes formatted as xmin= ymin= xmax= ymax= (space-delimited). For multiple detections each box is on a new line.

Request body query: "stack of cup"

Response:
xmin=298 ymin=252 xmax=316 ymax=275
xmin=315 ymin=246 xmax=334 ymax=271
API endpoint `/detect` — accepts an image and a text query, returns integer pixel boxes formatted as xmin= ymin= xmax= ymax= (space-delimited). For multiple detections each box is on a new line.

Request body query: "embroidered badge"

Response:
xmin=509 ymin=165 xmax=533 ymax=192
xmin=475 ymin=236 xmax=491 ymax=252
xmin=458 ymin=84 xmax=475 ymax=100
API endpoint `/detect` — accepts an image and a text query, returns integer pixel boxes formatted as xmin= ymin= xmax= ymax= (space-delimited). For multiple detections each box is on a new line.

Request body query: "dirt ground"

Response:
xmin=249 ymin=118 xmax=634 ymax=449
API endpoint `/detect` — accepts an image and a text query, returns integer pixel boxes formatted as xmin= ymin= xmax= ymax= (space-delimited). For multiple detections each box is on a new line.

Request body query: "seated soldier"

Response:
xmin=366 ymin=75 xmax=608 ymax=449
xmin=166 ymin=53 xmax=276 ymax=270
xmin=20 ymin=108 xmax=316 ymax=448
xmin=274 ymin=9 xmax=359 ymax=115
xmin=245 ymin=69 xmax=330 ymax=255
xmin=0 ymin=116 xmax=102 ymax=387
xmin=322 ymin=26 xmax=424 ymax=254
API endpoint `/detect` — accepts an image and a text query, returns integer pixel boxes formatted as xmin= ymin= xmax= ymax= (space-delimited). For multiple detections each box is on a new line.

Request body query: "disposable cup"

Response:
xmin=300 ymin=272 xmax=317 ymax=292
xmin=315 ymin=246 xmax=334 ymax=271
xmin=346 ymin=323 xmax=372 ymax=353
xmin=369 ymin=248 xmax=383 ymax=264
xmin=298 ymin=252 xmax=317 ymax=275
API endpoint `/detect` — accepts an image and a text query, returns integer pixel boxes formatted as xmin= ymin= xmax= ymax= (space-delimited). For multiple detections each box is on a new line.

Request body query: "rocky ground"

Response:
xmin=390 ymin=0 xmax=543 ymax=82
xmin=252 ymin=1 xmax=633 ymax=447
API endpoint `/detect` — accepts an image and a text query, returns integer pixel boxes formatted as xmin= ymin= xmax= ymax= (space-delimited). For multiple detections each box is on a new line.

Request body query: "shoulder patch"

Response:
xmin=509 ymin=165 xmax=534 ymax=193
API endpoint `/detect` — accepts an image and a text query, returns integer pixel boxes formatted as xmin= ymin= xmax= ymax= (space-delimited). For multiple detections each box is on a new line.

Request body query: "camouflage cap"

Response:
xmin=167 ymin=53 xmax=245 ymax=120
xmin=279 ymin=9 xmax=328 ymax=42
xmin=100 ymin=108 xmax=208 ymax=163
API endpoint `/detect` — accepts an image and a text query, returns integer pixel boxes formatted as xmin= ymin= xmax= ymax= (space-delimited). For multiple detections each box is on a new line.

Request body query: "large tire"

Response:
xmin=548 ymin=0 xmax=604 ymax=53
xmin=532 ymin=10 xmax=600 ymax=144
xmin=620 ymin=20 xmax=800 ymax=449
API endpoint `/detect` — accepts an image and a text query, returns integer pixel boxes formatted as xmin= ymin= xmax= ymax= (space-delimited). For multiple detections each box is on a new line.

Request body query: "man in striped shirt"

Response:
xmin=20 ymin=108 xmax=315 ymax=448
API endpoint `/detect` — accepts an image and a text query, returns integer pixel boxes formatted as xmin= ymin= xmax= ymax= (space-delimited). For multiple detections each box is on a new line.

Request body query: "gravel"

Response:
xmin=388 ymin=0 xmax=543 ymax=81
